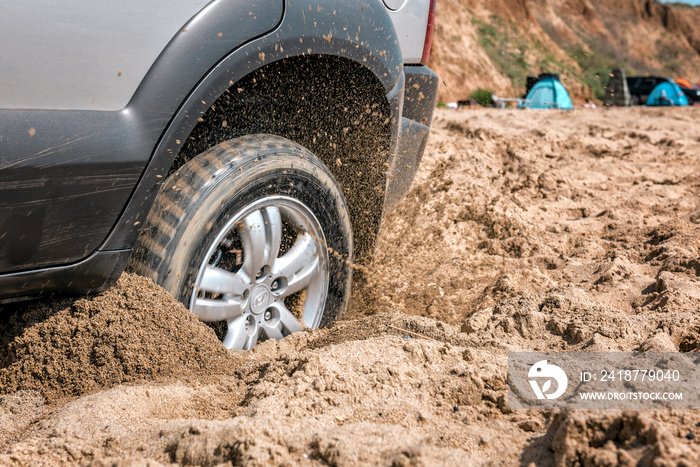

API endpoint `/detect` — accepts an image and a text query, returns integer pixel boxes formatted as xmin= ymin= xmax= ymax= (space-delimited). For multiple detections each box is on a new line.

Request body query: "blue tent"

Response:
xmin=523 ymin=77 xmax=573 ymax=109
xmin=646 ymin=80 xmax=688 ymax=106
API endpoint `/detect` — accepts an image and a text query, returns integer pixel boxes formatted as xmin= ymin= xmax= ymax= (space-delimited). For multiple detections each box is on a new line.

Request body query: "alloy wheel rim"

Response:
xmin=189 ymin=196 xmax=329 ymax=350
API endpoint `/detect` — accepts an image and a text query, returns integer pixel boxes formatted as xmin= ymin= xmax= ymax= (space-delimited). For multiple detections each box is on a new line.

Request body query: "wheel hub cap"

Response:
xmin=250 ymin=284 xmax=271 ymax=314
xmin=189 ymin=196 xmax=329 ymax=351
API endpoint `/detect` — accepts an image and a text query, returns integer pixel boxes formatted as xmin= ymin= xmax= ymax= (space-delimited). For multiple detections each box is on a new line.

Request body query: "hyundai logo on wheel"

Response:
xmin=254 ymin=290 xmax=268 ymax=308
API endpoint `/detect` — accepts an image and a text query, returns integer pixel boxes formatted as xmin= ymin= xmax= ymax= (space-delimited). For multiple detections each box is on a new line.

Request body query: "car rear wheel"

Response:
xmin=129 ymin=135 xmax=353 ymax=350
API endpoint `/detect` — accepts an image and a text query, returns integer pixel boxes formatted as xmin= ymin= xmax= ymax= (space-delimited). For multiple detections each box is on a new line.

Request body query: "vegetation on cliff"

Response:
xmin=429 ymin=0 xmax=700 ymax=102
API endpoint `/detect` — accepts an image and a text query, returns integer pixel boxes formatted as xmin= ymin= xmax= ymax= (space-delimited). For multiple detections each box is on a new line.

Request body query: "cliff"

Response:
xmin=427 ymin=0 xmax=700 ymax=102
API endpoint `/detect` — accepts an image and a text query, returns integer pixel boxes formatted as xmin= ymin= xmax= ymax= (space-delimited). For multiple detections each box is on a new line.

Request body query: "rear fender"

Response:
xmin=101 ymin=0 xmax=404 ymax=251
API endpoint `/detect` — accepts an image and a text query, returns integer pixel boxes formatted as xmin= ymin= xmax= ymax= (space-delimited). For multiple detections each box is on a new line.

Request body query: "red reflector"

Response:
xmin=420 ymin=0 xmax=437 ymax=65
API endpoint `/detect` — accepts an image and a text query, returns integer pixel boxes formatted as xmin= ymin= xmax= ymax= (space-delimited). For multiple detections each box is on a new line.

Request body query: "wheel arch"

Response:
xmin=169 ymin=54 xmax=394 ymax=264
xmin=102 ymin=0 xmax=404 ymax=265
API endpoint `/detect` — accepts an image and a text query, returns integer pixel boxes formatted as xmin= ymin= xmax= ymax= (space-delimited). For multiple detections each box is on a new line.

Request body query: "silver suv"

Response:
xmin=0 ymin=0 xmax=438 ymax=349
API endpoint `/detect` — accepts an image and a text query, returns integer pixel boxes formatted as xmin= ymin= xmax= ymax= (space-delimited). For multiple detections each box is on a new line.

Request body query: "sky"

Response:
xmin=660 ymin=0 xmax=700 ymax=4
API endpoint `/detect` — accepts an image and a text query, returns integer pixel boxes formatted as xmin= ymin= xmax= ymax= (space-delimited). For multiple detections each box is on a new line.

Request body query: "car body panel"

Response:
xmin=0 ymin=0 xmax=285 ymax=274
xmin=99 ymin=0 xmax=404 ymax=253
xmin=680 ymin=86 xmax=700 ymax=104
xmin=0 ymin=0 xmax=211 ymax=111
xmin=626 ymin=76 xmax=667 ymax=105
xmin=0 ymin=250 xmax=131 ymax=300
xmin=384 ymin=65 xmax=438 ymax=210
xmin=0 ymin=0 xmax=437 ymax=299
xmin=385 ymin=0 xmax=431 ymax=64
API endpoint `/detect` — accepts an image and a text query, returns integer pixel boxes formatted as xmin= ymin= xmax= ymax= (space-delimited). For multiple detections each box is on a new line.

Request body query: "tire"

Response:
xmin=129 ymin=135 xmax=353 ymax=350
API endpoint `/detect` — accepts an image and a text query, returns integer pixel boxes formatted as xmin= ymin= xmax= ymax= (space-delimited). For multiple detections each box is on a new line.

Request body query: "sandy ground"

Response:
xmin=1 ymin=107 xmax=700 ymax=466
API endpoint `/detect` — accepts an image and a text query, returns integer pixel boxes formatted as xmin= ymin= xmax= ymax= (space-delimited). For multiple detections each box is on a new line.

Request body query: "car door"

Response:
xmin=0 ymin=0 xmax=283 ymax=274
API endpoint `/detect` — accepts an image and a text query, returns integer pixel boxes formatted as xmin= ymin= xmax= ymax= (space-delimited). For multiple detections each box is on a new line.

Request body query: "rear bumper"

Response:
xmin=384 ymin=65 xmax=438 ymax=210
xmin=402 ymin=65 xmax=440 ymax=126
